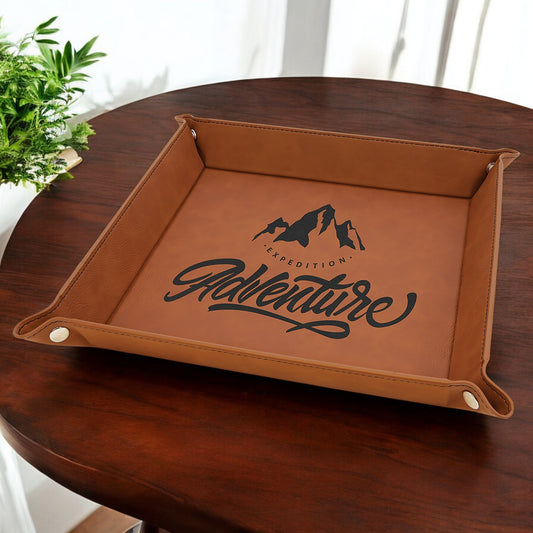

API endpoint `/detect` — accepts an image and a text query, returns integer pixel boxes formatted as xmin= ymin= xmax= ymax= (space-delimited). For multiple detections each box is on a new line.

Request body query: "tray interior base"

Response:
xmin=108 ymin=167 xmax=469 ymax=379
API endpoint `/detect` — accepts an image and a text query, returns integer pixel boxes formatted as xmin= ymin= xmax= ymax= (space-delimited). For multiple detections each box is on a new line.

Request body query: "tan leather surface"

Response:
xmin=450 ymin=158 xmax=513 ymax=416
xmin=14 ymin=116 xmax=519 ymax=417
xmin=185 ymin=115 xmax=514 ymax=198
xmin=16 ymin=120 xmax=204 ymax=333
xmin=109 ymin=167 xmax=468 ymax=379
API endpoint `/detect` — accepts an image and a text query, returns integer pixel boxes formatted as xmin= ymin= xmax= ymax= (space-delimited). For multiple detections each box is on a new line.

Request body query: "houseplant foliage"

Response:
xmin=0 ymin=16 xmax=105 ymax=191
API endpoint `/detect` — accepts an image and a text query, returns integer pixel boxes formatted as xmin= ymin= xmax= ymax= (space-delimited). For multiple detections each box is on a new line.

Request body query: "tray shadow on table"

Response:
xmin=61 ymin=346 xmax=492 ymax=464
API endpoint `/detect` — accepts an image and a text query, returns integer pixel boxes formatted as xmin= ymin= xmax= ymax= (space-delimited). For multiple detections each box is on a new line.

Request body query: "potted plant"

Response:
xmin=0 ymin=16 xmax=105 ymax=259
xmin=0 ymin=15 xmax=105 ymax=188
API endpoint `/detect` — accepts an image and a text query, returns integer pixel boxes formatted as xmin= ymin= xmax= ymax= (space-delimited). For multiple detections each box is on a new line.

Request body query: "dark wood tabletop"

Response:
xmin=1 ymin=78 xmax=532 ymax=533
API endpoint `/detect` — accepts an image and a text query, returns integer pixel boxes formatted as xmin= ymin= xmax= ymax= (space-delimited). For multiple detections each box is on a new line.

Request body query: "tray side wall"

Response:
xmin=184 ymin=115 xmax=506 ymax=198
xmin=15 ymin=120 xmax=204 ymax=334
xmin=15 ymin=317 xmax=501 ymax=417
xmin=449 ymin=157 xmax=513 ymax=417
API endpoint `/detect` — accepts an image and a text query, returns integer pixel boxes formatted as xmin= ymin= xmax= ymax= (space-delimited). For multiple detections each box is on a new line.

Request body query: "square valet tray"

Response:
xmin=15 ymin=115 xmax=519 ymax=418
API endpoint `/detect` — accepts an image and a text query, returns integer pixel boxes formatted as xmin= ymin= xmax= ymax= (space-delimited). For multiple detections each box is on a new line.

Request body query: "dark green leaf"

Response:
xmin=72 ymin=59 xmax=99 ymax=69
xmin=38 ymin=44 xmax=55 ymax=68
xmin=69 ymin=74 xmax=90 ymax=83
xmin=35 ymin=16 xmax=58 ymax=31
xmin=54 ymin=49 xmax=63 ymax=77
xmin=62 ymin=41 xmax=73 ymax=74
xmin=84 ymin=51 xmax=106 ymax=60
xmin=36 ymin=38 xmax=59 ymax=45
xmin=76 ymin=35 xmax=98 ymax=58
xmin=36 ymin=28 xmax=60 ymax=37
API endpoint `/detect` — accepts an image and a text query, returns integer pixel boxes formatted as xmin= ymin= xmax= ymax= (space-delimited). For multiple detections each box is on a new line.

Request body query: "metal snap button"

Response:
xmin=190 ymin=128 xmax=197 ymax=140
xmin=463 ymin=390 xmax=479 ymax=410
xmin=49 ymin=326 xmax=70 ymax=343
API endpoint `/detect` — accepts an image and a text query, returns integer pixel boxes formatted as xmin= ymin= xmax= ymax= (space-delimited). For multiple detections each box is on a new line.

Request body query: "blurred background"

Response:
xmin=1 ymin=1 xmax=531 ymax=532
xmin=2 ymin=0 xmax=532 ymax=119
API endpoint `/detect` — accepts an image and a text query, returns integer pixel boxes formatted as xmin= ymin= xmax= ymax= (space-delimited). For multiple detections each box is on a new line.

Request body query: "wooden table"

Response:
xmin=1 ymin=78 xmax=531 ymax=532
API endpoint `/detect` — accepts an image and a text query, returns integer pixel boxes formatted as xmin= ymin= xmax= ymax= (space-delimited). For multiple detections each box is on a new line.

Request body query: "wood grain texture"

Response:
xmin=0 ymin=78 xmax=531 ymax=532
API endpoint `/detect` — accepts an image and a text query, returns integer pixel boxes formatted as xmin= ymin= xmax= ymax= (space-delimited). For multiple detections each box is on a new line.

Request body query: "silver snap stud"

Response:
xmin=49 ymin=326 xmax=70 ymax=343
xmin=463 ymin=390 xmax=479 ymax=410
xmin=190 ymin=128 xmax=197 ymax=140
xmin=486 ymin=161 xmax=495 ymax=173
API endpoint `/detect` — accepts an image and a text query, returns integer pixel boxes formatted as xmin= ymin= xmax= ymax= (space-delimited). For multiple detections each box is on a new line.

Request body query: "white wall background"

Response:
xmin=1 ymin=0 xmax=288 ymax=120
xmin=325 ymin=0 xmax=533 ymax=107
xmin=2 ymin=0 xmax=531 ymax=121
xmin=1 ymin=1 xmax=531 ymax=532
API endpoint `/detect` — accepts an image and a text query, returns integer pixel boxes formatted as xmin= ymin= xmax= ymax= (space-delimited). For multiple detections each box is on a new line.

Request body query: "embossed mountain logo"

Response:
xmin=253 ymin=204 xmax=365 ymax=250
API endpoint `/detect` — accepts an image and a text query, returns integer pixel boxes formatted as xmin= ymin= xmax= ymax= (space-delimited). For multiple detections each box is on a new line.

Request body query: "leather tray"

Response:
xmin=14 ymin=115 xmax=519 ymax=418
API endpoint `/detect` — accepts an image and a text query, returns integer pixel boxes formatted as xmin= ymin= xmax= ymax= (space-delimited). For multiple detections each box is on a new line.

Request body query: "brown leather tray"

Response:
xmin=14 ymin=115 xmax=519 ymax=418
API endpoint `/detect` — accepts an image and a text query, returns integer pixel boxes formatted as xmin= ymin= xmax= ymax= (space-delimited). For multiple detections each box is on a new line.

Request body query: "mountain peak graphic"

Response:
xmin=253 ymin=204 xmax=365 ymax=250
